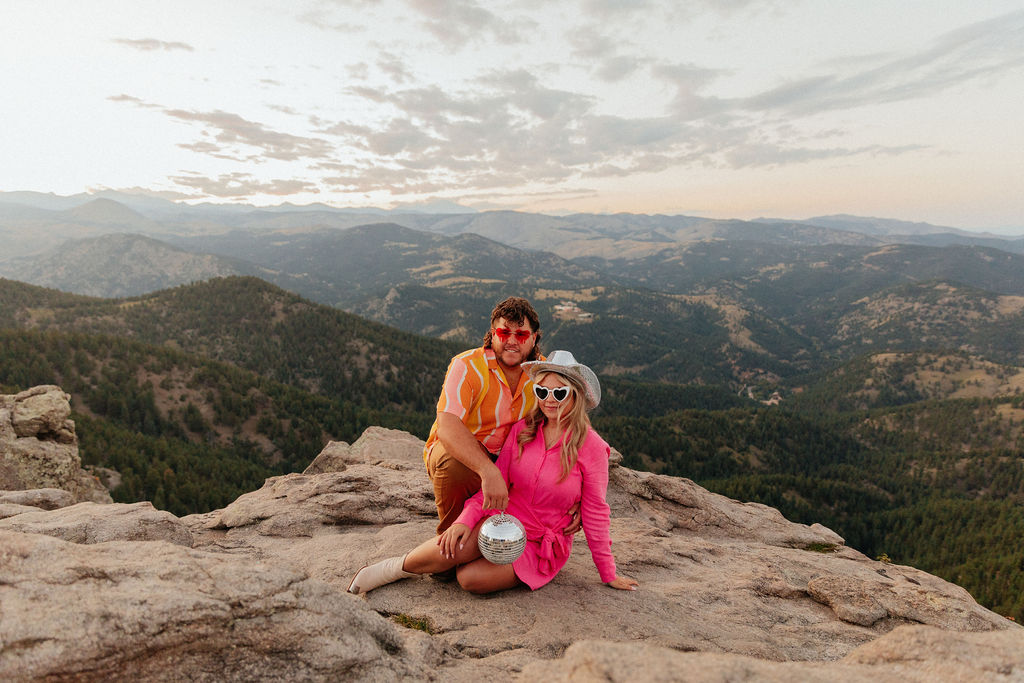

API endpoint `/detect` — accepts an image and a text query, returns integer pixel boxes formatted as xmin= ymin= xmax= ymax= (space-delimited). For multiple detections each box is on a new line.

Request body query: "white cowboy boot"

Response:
xmin=347 ymin=555 xmax=417 ymax=594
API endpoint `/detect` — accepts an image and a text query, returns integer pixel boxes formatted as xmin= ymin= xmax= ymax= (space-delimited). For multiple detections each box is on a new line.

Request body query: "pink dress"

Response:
xmin=455 ymin=419 xmax=618 ymax=589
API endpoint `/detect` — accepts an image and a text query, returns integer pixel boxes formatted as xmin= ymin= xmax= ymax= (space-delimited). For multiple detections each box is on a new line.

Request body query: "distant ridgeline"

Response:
xmin=1 ymin=256 xmax=1023 ymax=621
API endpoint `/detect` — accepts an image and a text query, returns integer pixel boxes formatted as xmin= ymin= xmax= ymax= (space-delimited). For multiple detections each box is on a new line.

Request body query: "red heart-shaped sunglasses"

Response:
xmin=493 ymin=328 xmax=533 ymax=343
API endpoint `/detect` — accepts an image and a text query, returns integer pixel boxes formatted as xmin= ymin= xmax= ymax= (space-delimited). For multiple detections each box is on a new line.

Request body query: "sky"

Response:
xmin=3 ymin=0 xmax=1023 ymax=231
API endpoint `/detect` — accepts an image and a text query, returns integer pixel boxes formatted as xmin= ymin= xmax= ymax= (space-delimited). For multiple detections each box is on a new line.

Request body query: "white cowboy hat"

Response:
xmin=522 ymin=350 xmax=601 ymax=410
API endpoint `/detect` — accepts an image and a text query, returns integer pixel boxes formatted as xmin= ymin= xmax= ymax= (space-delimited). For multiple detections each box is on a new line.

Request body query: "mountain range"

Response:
xmin=6 ymin=200 xmax=1024 ymax=386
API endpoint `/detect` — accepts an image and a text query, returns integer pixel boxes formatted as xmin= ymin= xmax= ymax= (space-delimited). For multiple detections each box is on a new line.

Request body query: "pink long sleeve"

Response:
xmin=578 ymin=433 xmax=617 ymax=582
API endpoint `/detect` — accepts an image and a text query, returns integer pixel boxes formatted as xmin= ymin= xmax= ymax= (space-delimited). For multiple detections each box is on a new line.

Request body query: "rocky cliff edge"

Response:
xmin=1 ymin=402 xmax=1021 ymax=681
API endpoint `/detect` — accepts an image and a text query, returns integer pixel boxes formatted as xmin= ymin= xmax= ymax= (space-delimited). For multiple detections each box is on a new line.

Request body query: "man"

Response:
xmin=423 ymin=296 xmax=581 ymax=535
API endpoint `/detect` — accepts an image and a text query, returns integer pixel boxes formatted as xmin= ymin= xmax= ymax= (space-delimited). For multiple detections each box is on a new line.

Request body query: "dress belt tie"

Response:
xmin=537 ymin=528 xmax=570 ymax=574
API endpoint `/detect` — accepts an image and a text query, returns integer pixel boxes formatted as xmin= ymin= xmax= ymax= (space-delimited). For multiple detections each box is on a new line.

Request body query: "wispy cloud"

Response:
xmin=404 ymin=0 xmax=531 ymax=49
xmin=111 ymin=95 xmax=334 ymax=163
xmin=303 ymin=0 xmax=532 ymax=49
xmin=651 ymin=63 xmax=728 ymax=119
xmin=88 ymin=185 xmax=196 ymax=200
xmin=169 ymin=172 xmax=321 ymax=198
xmin=163 ymin=109 xmax=335 ymax=162
xmin=107 ymin=94 xmax=161 ymax=108
xmin=580 ymin=0 xmax=655 ymax=16
xmin=111 ymin=38 xmax=194 ymax=52
xmin=724 ymin=142 xmax=927 ymax=169
xmin=376 ymin=52 xmax=415 ymax=84
xmin=567 ymin=25 xmax=648 ymax=82
xmin=745 ymin=9 xmax=1024 ymax=115
xmin=296 ymin=1 xmax=373 ymax=34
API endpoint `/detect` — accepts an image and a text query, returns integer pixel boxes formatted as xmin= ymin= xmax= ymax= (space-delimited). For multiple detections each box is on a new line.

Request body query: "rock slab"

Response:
xmin=0 ymin=386 xmax=111 ymax=504
xmin=2 ymin=424 xmax=1020 ymax=681
xmin=0 ymin=529 xmax=436 ymax=681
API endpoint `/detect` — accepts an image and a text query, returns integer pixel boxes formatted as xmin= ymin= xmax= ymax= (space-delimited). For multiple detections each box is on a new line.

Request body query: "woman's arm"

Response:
xmin=578 ymin=435 xmax=618 ymax=583
xmin=580 ymin=434 xmax=638 ymax=589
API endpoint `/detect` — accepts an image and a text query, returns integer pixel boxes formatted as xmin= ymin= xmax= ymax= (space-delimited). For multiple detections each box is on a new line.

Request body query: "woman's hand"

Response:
xmin=607 ymin=575 xmax=639 ymax=591
xmin=437 ymin=523 xmax=471 ymax=560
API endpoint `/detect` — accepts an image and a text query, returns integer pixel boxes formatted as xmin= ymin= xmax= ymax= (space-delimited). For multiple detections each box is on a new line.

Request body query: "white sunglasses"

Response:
xmin=533 ymin=385 xmax=572 ymax=402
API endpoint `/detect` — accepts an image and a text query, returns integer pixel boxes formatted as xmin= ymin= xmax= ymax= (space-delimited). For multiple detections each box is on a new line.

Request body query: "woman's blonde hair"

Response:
xmin=517 ymin=369 xmax=591 ymax=481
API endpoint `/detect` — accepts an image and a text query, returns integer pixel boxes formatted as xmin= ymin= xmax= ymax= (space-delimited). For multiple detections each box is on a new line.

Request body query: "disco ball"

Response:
xmin=477 ymin=512 xmax=526 ymax=565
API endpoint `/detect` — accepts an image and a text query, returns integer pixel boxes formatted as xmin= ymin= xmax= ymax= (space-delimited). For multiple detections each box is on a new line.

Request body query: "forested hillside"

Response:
xmin=0 ymin=277 xmax=452 ymax=514
xmin=594 ymin=395 xmax=1024 ymax=620
xmin=1 ymin=275 xmax=1021 ymax=621
xmin=1 ymin=276 xmax=458 ymax=413
xmin=0 ymin=327 xmax=431 ymax=514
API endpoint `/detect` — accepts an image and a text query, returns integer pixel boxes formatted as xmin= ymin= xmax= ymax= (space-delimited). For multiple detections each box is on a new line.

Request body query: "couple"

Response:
xmin=348 ymin=297 xmax=637 ymax=595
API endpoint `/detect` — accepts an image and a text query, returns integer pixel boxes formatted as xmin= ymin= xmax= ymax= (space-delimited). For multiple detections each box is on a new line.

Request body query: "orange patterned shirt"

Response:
xmin=423 ymin=347 xmax=541 ymax=460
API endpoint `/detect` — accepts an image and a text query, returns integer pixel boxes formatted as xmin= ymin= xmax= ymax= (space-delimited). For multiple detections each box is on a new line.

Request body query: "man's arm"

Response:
xmin=436 ymin=412 xmax=509 ymax=510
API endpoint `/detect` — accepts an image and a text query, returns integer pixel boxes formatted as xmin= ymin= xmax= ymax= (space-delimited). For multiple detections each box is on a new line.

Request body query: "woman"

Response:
xmin=348 ymin=350 xmax=638 ymax=595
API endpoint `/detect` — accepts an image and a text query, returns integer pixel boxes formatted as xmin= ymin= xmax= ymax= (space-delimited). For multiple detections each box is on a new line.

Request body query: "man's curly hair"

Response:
xmin=481 ymin=296 xmax=542 ymax=361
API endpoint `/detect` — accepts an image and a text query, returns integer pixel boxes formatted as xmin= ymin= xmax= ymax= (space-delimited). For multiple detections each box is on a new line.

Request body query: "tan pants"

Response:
xmin=424 ymin=441 xmax=493 ymax=534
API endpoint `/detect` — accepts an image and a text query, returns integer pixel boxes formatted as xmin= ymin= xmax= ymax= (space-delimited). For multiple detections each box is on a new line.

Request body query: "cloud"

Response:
xmin=376 ymin=52 xmax=415 ymax=84
xmin=724 ymin=142 xmax=927 ymax=169
xmin=163 ymin=109 xmax=334 ymax=162
xmin=107 ymin=94 xmax=161 ymax=108
xmin=567 ymin=25 xmax=647 ymax=82
xmin=176 ymin=140 xmax=250 ymax=163
xmin=582 ymin=0 xmax=768 ymax=20
xmin=296 ymin=2 xmax=373 ymax=33
xmin=315 ymin=69 xmax=700 ymax=193
xmin=595 ymin=55 xmax=646 ymax=82
xmin=650 ymin=63 xmax=729 ymax=120
xmin=111 ymin=38 xmax=194 ymax=52
xmin=169 ymin=173 xmax=321 ymax=198
xmin=328 ymin=57 xmax=936 ymax=194
xmin=299 ymin=0 xmax=529 ymax=48
xmin=745 ymin=9 xmax=1024 ymax=115
xmin=580 ymin=0 xmax=654 ymax=16
xmin=88 ymin=185 xmax=196 ymax=201
xmin=404 ymin=0 xmax=532 ymax=49
xmin=313 ymin=61 xmax=841 ymax=196
xmin=111 ymin=95 xmax=335 ymax=163
xmin=479 ymin=69 xmax=594 ymax=120
xmin=346 ymin=62 xmax=371 ymax=80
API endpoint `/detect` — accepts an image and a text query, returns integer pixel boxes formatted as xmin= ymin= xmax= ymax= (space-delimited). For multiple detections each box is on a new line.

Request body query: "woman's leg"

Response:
xmin=349 ymin=519 xmax=517 ymax=595
xmin=456 ymin=557 xmax=522 ymax=594
xmin=415 ymin=519 xmax=522 ymax=594
xmin=404 ymin=519 xmax=485 ymax=574
xmin=349 ymin=525 xmax=485 ymax=595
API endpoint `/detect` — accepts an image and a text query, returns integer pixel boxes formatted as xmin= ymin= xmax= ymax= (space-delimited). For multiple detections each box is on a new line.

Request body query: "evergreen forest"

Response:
xmin=0 ymin=276 xmax=1021 ymax=622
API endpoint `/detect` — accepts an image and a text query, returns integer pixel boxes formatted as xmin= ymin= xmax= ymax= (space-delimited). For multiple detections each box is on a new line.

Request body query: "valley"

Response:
xmin=1 ymin=194 xmax=1023 ymax=621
